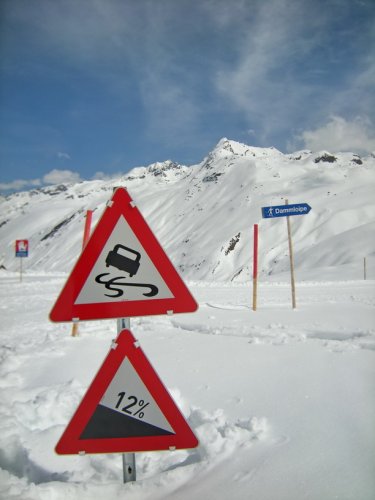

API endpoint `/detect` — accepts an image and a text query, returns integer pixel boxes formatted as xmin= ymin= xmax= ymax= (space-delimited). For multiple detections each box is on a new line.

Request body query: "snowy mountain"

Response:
xmin=1 ymin=138 xmax=374 ymax=280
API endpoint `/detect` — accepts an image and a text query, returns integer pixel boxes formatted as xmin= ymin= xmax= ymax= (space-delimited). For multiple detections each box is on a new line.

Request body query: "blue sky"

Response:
xmin=1 ymin=0 xmax=375 ymax=193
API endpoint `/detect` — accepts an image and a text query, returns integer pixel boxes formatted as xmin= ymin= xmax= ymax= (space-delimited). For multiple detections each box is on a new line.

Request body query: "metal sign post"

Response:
xmin=122 ymin=450 xmax=136 ymax=483
xmin=117 ymin=317 xmax=136 ymax=483
xmin=115 ymin=186 xmax=135 ymax=483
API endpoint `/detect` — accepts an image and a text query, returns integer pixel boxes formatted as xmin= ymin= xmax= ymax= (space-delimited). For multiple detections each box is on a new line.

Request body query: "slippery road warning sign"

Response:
xmin=49 ymin=188 xmax=198 ymax=321
xmin=55 ymin=329 xmax=199 ymax=454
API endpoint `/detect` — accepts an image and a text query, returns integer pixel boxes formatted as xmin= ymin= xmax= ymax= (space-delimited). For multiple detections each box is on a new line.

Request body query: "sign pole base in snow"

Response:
xmin=117 ymin=316 xmax=137 ymax=483
xmin=122 ymin=452 xmax=136 ymax=483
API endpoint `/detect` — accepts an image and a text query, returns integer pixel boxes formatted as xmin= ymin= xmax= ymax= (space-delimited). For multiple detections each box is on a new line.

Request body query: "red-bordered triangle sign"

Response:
xmin=55 ymin=329 xmax=199 ymax=454
xmin=50 ymin=188 xmax=198 ymax=322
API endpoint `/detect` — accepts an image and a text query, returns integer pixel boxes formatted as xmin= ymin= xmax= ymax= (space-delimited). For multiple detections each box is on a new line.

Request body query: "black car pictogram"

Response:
xmin=105 ymin=244 xmax=141 ymax=277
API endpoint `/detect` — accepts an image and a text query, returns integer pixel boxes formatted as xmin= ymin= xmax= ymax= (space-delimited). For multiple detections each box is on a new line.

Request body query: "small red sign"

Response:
xmin=15 ymin=239 xmax=29 ymax=257
xmin=55 ymin=329 xmax=199 ymax=454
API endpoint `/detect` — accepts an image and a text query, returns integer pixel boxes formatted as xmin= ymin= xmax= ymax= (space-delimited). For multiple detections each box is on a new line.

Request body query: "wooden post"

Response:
xmin=71 ymin=210 xmax=93 ymax=337
xmin=82 ymin=210 xmax=93 ymax=249
xmin=364 ymin=257 xmax=367 ymax=280
xmin=285 ymin=199 xmax=296 ymax=309
xmin=252 ymin=224 xmax=259 ymax=311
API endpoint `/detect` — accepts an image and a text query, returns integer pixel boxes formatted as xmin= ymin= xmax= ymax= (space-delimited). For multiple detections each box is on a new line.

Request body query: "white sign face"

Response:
xmin=100 ymin=357 xmax=174 ymax=434
xmin=75 ymin=216 xmax=174 ymax=305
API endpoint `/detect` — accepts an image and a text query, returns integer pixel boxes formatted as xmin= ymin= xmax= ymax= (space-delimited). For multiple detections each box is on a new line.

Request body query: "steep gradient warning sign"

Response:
xmin=55 ymin=329 xmax=199 ymax=454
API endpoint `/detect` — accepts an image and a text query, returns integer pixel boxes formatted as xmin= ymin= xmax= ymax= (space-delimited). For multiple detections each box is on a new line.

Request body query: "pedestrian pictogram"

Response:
xmin=49 ymin=187 xmax=198 ymax=321
xmin=261 ymin=203 xmax=311 ymax=219
xmin=55 ymin=329 xmax=199 ymax=454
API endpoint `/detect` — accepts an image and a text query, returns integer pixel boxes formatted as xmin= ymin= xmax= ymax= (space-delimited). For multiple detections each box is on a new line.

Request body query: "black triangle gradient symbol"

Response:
xmin=80 ymin=404 xmax=175 ymax=439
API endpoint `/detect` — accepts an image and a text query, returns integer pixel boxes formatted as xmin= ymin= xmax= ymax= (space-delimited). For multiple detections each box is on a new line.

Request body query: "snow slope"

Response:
xmin=1 ymin=138 xmax=374 ymax=281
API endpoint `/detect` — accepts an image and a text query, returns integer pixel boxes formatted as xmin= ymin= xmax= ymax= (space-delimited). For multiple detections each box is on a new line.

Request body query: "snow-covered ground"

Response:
xmin=1 ymin=270 xmax=374 ymax=499
xmin=1 ymin=138 xmax=374 ymax=497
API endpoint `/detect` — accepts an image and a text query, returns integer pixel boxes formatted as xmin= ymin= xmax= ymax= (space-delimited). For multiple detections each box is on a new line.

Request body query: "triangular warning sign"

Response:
xmin=55 ymin=329 xmax=199 ymax=454
xmin=50 ymin=188 xmax=198 ymax=322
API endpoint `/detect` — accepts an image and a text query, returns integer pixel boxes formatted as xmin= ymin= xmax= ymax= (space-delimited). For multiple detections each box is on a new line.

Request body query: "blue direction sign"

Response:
xmin=262 ymin=203 xmax=311 ymax=219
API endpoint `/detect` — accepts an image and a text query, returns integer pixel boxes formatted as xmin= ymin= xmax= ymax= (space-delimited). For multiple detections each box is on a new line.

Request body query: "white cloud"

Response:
xmin=7 ymin=0 xmax=146 ymax=69
xmin=140 ymin=73 xmax=200 ymax=146
xmin=91 ymin=171 xmax=107 ymax=180
xmin=0 ymin=169 xmax=82 ymax=193
xmin=57 ymin=152 xmax=71 ymax=160
xmin=42 ymin=169 xmax=82 ymax=185
xmin=213 ymin=0 xmax=375 ymax=151
xmin=0 ymin=178 xmax=41 ymax=192
xmin=91 ymin=171 xmax=120 ymax=181
xmin=298 ymin=116 xmax=375 ymax=153
xmin=214 ymin=0 xmax=325 ymax=141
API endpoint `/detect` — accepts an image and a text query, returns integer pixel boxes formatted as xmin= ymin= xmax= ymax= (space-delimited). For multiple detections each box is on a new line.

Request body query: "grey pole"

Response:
xmin=113 ymin=187 xmax=136 ymax=483
xmin=117 ymin=317 xmax=137 ymax=483
xmin=122 ymin=453 xmax=136 ymax=483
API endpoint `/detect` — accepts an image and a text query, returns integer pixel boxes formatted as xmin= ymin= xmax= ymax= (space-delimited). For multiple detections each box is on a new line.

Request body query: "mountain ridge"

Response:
xmin=1 ymin=139 xmax=374 ymax=281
